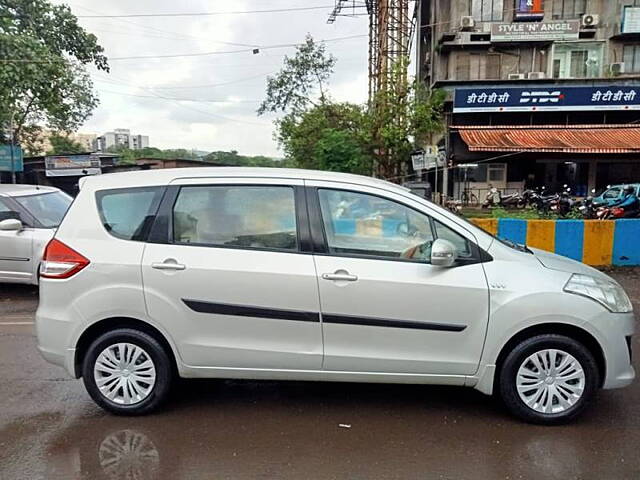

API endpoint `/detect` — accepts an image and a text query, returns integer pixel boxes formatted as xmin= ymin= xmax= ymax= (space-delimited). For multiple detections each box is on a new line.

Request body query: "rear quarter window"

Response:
xmin=96 ymin=187 xmax=164 ymax=241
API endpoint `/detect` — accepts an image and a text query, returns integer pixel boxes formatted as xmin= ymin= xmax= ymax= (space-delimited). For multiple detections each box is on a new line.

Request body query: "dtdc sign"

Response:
xmin=454 ymin=86 xmax=640 ymax=113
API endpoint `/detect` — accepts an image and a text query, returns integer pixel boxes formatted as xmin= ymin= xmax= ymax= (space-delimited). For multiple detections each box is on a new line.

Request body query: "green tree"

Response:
xmin=0 ymin=0 xmax=108 ymax=145
xmin=368 ymin=62 xmax=445 ymax=179
xmin=258 ymin=34 xmax=335 ymax=117
xmin=277 ymin=102 xmax=371 ymax=174
xmin=259 ymin=35 xmax=370 ymax=174
xmin=47 ymin=132 xmax=85 ymax=155
xmin=260 ymin=37 xmax=444 ymax=177
xmin=204 ymin=150 xmax=284 ymax=167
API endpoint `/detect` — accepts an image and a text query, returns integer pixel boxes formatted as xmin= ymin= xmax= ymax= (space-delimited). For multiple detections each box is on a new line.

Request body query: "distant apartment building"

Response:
xmin=71 ymin=133 xmax=98 ymax=152
xmin=95 ymin=129 xmax=150 ymax=152
xmin=25 ymin=130 xmax=97 ymax=154
xmin=417 ymin=0 xmax=640 ymax=199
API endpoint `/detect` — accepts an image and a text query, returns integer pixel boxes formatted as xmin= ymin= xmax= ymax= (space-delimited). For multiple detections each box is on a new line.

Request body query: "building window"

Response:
xmin=623 ymin=45 xmax=640 ymax=73
xmin=552 ymin=42 xmax=603 ymax=78
xmin=552 ymin=0 xmax=586 ymax=20
xmin=488 ymin=163 xmax=507 ymax=183
xmin=456 ymin=53 xmax=502 ymax=80
xmin=472 ymin=0 xmax=504 ymax=22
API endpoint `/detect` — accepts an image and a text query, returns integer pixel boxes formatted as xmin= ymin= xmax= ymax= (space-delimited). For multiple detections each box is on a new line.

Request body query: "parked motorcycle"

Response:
xmin=549 ymin=186 xmax=575 ymax=218
xmin=596 ymin=206 xmax=627 ymax=220
xmin=577 ymin=189 xmax=602 ymax=219
xmin=528 ymin=187 xmax=559 ymax=215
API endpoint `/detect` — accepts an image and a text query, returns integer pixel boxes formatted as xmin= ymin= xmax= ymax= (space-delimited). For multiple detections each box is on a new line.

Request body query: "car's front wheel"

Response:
xmin=498 ymin=334 xmax=599 ymax=425
xmin=82 ymin=328 xmax=173 ymax=415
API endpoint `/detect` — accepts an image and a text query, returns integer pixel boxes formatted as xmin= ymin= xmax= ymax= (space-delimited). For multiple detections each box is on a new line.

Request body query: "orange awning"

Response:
xmin=455 ymin=124 xmax=640 ymax=154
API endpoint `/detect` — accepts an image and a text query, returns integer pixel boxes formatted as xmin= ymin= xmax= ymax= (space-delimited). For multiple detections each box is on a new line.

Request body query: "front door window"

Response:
xmin=317 ymin=189 xmax=473 ymax=262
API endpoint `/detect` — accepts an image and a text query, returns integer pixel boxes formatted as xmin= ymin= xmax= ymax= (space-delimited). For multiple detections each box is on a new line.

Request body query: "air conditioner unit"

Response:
xmin=508 ymin=73 xmax=526 ymax=80
xmin=460 ymin=16 xmax=476 ymax=31
xmin=527 ymin=72 xmax=546 ymax=80
xmin=581 ymin=14 xmax=600 ymax=29
xmin=610 ymin=62 xmax=626 ymax=76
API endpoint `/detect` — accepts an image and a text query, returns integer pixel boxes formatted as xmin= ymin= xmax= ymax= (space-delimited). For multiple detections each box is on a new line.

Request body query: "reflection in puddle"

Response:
xmin=99 ymin=430 xmax=160 ymax=480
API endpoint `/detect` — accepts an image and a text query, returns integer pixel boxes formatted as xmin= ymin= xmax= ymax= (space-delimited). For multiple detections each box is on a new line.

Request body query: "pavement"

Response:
xmin=1 ymin=271 xmax=639 ymax=480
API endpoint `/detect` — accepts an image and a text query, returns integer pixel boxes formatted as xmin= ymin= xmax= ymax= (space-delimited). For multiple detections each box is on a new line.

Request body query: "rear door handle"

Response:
xmin=322 ymin=272 xmax=358 ymax=282
xmin=152 ymin=260 xmax=186 ymax=271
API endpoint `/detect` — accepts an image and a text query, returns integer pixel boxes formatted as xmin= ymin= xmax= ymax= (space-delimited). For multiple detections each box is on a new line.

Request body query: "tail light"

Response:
xmin=40 ymin=239 xmax=90 ymax=279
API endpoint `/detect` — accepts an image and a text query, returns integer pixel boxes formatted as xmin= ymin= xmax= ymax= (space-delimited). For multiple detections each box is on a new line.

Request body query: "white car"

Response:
xmin=0 ymin=185 xmax=73 ymax=285
xmin=36 ymin=168 xmax=635 ymax=423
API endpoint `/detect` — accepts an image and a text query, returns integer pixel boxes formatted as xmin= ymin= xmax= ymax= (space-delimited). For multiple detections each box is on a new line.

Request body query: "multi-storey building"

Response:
xmin=95 ymin=128 xmax=149 ymax=152
xmin=417 ymin=0 xmax=640 ymax=200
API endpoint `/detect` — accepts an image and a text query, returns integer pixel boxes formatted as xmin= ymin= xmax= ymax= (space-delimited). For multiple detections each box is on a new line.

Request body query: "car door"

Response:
xmin=142 ymin=178 xmax=323 ymax=371
xmin=0 ymin=197 xmax=34 ymax=283
xmin=307 ymin=182 xmax=490 ymax=376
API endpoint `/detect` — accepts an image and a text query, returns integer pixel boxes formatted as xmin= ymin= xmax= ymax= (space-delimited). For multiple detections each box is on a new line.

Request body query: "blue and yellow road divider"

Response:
xmin=471 ymin=219 xmax=640 ymax=267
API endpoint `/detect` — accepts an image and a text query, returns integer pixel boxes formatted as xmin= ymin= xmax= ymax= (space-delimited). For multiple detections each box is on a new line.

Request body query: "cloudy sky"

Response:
xmin=55 ymin=0 xmax=372 ymax=157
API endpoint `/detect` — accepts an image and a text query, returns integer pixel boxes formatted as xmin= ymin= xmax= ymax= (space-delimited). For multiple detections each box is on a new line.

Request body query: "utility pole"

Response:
xmin=9 ymin=113 xmax=16 ymax=184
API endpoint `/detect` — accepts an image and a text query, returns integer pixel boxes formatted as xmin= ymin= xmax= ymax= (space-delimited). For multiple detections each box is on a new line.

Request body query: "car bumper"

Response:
xmin=35 ymin=309 xmax=77 ymax=377
xmin=595 ymin=311 xmax=636 ymax=390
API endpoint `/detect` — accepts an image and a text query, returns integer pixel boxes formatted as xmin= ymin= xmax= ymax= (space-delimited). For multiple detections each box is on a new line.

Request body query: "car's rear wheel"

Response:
xmin=82 ymin=329 xmax=173 ymax=415
xmin=498 ymin=334 xmax=599 ymax=425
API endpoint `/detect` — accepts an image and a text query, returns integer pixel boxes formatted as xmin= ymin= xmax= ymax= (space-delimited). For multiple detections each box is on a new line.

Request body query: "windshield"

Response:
xmin=14 ymin=191 xmax=73 ymax=228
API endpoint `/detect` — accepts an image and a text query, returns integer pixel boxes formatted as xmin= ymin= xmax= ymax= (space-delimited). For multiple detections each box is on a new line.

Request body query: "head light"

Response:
xmin=564 ymin=274 xmax=633 ymax=313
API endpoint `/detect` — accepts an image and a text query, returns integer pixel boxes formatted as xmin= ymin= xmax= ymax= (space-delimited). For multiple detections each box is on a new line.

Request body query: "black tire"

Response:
xmin=82 ymin=328 xmax=173 ymax=415
xmin=498 ymin=334 xmax=599 ymax=425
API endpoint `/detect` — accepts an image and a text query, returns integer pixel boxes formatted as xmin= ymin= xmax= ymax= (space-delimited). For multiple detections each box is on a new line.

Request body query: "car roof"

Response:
xmin=80 ymin=167 xmax=410 ymax=194
xmin=0 ymin=184 xmax=60 ymax=197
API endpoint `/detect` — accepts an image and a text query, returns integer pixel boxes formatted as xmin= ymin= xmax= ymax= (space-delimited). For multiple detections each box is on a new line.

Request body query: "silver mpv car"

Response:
xmin=36 ymin=168 xmax=635 ymax=424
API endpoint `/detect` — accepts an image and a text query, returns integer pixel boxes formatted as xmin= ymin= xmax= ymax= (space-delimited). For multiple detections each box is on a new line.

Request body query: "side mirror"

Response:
xmin=431 ymin=239 xmax=457 ymax=268
xmin=0 ymin=219 xmax=23 ymax=232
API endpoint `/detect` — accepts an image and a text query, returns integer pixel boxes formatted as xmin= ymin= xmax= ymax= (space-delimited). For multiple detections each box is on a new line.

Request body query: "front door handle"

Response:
xmin=322 ymin=272 xmax=358 ymax=282
xmin=152 ymin=260 xmax=186 ymax=271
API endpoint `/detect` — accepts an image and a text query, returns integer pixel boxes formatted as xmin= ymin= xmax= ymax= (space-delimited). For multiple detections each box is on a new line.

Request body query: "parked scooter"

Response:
xmin=482 ymin=187 xmax=502 ymax=209
xmin=445 ymin=199 xmax=463 ymax=214
xmin=482 ymin=188 xmax=525 ymax=209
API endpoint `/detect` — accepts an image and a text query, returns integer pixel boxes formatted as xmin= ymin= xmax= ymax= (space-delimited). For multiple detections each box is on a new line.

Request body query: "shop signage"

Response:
xmin=622 ymin=7 xmax=640 ymax=34
xmin=454 ymin=86 xmax=640 ymax=113
xmin=45 ymin=154 xmax=101 ymax=177
xmin=0 ymin=145 xmax=24 ymax=172
xmin=514 ymin=0 xmax=544 ymax=22
xmin=491 ymin=21 xmax=579 ymax=42
xmin=411 ymin=147 xmax=442 ymax=171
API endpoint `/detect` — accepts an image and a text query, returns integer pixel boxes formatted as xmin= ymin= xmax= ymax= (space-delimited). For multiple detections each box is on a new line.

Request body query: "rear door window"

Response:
xmin=96 ymin=187 xmax=164 ymax=241
xmin=172 ymin=185 xmax=299 ymax=252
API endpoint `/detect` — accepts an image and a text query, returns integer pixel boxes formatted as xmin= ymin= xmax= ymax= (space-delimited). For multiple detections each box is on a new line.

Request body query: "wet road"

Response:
xmin=1 ymin=271 xmax=639 ymax=480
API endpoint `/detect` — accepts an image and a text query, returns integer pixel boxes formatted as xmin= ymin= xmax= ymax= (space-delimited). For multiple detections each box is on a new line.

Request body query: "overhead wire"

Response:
xmin=76 ymin=5 xmax=338 ymax=19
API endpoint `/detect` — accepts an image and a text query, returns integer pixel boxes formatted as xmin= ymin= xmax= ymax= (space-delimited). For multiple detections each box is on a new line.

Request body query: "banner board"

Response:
xmin=491 ymin=21 xmax=579 ymax=42
xmin=454 ymin=86 xmax=640 ymax=113
xmin=514 ymin=0 xmax=544 ymax=22
xmin=45 ymin=155 xmax=101 ymax=177
xmin=0 ymin=145 xmax=24 ymax=172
